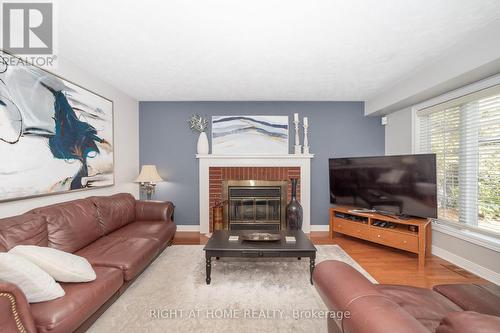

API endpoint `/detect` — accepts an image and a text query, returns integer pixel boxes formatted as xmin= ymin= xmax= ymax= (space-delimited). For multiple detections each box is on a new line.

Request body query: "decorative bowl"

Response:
xmin=241 ymin=232 xmax=281 ymax=242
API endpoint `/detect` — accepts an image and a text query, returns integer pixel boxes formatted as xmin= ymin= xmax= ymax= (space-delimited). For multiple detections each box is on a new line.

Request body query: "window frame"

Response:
xmin=412 ymin=74 xmax=500 ymax=247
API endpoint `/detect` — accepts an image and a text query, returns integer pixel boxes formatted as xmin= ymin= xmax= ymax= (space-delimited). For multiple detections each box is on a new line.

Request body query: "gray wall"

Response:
xmin=139 ymin=102 xmax=384 ymax=226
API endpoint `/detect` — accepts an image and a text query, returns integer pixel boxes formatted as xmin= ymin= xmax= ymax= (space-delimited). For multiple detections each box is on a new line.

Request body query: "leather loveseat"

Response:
xmin=313 ymin=260 xmax=500 ymax=333
xmin=0 ymin=193 xmax=176 ymax=333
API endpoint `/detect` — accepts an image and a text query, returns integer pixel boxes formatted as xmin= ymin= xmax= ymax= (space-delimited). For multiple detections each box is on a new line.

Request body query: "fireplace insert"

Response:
xmin=222 ymin=180 xmax=288 ymax=230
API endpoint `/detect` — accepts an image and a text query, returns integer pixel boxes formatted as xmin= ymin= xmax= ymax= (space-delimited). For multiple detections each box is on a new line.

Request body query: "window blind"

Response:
xmin=417 ymin=85 xmax=500 ymax=234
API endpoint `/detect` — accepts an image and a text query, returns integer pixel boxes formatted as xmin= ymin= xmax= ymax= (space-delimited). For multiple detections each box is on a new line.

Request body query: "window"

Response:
xmin=417 ymin=85 xmax=500 ymax=235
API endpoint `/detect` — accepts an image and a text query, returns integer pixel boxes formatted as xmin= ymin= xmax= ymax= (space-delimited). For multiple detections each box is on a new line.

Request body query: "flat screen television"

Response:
xmin=329 ymin=154 xmax=437 ymax=218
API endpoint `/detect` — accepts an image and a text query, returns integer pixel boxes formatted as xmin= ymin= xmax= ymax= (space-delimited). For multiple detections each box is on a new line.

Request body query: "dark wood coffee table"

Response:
xmin=203 ymin=230 xmax=317 ymax=285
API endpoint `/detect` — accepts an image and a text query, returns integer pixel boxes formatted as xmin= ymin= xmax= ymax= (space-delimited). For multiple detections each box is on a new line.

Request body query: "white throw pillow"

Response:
xmin=10 ymin=245 xmax=96 ymax=283
xmin=0 ymin=253 xmax=65 ymax=303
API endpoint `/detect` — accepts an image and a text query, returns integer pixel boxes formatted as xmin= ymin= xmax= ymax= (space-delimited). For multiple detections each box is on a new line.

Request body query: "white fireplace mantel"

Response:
xmin=197 ymin=154 xmax=314 ymax=234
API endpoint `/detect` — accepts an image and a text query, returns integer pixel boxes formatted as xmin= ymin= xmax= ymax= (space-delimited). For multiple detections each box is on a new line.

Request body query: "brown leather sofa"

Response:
xmin=313 ymin=260 xmax=500 ymax=333
xmin=0 ymin=193 xmax=176 ymax=333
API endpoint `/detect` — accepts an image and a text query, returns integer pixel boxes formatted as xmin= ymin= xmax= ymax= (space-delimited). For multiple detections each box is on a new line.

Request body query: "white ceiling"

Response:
xmin=58 ymin=0 xmax=500 ymax=101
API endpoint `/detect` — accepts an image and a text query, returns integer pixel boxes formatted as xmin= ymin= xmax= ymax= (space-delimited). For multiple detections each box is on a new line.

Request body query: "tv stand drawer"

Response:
xmin=333 ymin=219 xmax=370 ymax=240
xmin=370 ymin=229 xmax=418 ymax=253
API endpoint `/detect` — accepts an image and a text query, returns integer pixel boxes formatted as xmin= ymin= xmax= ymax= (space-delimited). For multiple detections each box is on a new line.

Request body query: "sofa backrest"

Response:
xmin=0 ymin=214 xmax=48 ymax=252
xmin=90 ymin=193 xmax=136 ymax=235
xmin=30 ymin=198 xmax=103 ymax=253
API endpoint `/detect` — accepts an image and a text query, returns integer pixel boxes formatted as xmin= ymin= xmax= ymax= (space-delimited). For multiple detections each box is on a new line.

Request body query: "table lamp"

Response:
xmin=135 ymin=165 xmax=164 ymax=200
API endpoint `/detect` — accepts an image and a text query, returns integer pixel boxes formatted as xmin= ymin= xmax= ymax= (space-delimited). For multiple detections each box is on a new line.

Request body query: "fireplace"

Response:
xmin=222 ymin=180 xmax=287 ymax=230
xmin=199 ymin=158 xmax=312 ymax=234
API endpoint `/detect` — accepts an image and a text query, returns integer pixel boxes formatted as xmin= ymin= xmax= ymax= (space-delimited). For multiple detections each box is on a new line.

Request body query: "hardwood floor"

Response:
xmin=173 ymin=231 xmax=488 ymax=288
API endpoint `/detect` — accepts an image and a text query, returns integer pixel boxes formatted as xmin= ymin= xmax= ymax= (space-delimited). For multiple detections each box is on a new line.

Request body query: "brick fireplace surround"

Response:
xmin=209 ymin=167 xmax=301 ymax=228
xmin=197 ymin=154 xmax=313 ymax=234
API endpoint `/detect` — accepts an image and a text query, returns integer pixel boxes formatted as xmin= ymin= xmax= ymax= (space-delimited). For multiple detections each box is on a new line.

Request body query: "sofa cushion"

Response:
xmin=107 ymin=220 xmax=176 ymax=248
xmin=375 ymin=284 xmax=462 ymax=332
xmin=90 ymin=193 xmax=136 ymax=235
xmin=0 ymin=214 xmax=48 ymax=251
xmin=436 ymin=311 xmax=500 ymax=333
xmin=30 ymin=266 xmax=123 ymax=333
xmin=75 ymin=236 xmax=159 ymax=281
xmin=433 ymin=283 xmax=500 ymax=317
xmin=31 ymin=199 xmax=102 ymax=253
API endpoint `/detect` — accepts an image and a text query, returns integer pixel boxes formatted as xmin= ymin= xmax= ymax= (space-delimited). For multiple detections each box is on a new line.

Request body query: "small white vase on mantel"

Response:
xmin=197 ymin=131 xmax=209 ymax=154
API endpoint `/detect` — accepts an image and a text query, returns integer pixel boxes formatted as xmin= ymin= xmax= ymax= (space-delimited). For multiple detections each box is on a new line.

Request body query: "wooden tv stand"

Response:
xmin=329 ymin=206 xmax=432 ymax=267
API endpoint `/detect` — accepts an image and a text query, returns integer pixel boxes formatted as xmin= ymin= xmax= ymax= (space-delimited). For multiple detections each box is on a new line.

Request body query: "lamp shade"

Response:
xmin=134 ymin=165 xmax=164 ymax=183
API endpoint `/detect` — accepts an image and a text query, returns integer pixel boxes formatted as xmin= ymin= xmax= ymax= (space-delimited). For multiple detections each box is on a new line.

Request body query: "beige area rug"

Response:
xmin=88 ymin=245 xmax=376 ymax=333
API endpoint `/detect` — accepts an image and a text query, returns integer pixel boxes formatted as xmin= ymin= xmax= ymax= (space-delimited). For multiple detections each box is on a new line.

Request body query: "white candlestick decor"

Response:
xmin=293 ymin=117 xmax=301 ymax=154
xmin=303 ymin=117 xmax=310 ymax=155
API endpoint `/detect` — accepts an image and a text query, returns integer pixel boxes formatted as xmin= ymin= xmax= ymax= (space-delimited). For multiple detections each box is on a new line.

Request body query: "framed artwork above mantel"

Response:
xmin=211 ymin=115 xmax=289 ymax=155
xmin=0 ymin=51 xmax=114 ymax=202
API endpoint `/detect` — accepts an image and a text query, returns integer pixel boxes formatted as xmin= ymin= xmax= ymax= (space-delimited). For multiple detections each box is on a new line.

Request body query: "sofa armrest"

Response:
xmin=135 ymin=200 xmax=174 ymax=222
xmin=313 ymin=260 xmax=382 ymax=311
xmin=313 ymin=261 xmax=428 ymax=333
xmin=0 ymin=280 xmax=36 ymax=333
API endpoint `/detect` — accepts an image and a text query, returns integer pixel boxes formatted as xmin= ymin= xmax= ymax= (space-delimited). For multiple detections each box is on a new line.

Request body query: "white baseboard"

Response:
xmin=432 ymin=245 xmax=500 ymax=285
xmin=310 ymin=225 xmax=329 ymax=232
xmin=176 ymin=225 xmax=200 ymax=232
xmin=176 ymin=225 xmax=329 ymax=232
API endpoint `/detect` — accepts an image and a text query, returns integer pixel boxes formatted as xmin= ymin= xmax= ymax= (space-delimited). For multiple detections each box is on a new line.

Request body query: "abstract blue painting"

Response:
xmin=212 ymin=116 xmax=288 ymax=155
xmin=0 ymin=51 xmax=114 ymax=202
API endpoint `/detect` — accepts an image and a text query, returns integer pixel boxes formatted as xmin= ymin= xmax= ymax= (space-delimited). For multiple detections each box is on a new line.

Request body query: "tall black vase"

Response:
xmin=286 ymin=178 xmax=303 ymax=230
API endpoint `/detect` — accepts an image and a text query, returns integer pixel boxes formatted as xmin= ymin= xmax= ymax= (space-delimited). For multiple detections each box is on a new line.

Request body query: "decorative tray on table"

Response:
xmin=240 ymin=232 xmax=281 ymax=242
